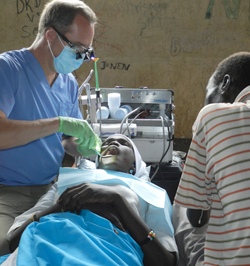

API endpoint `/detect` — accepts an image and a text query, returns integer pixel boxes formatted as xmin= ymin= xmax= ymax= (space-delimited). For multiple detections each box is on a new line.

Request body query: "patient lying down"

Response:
xmin=3 ymin=134 xmax=178 ymax=266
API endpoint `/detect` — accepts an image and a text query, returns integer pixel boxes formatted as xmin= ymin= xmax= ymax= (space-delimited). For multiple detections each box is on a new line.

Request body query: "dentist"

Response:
xmin=0 ymin=0 xmax=101 ymax=255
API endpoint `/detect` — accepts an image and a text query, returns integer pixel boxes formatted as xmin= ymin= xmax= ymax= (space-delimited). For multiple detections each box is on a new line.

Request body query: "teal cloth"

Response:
xmin=0 ymin=254 xmax=10 ymax=264
xmin=16 ymin=210 xmax=143 ymax=266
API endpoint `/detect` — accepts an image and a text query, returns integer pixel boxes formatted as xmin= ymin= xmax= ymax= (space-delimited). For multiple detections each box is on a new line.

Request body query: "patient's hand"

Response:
xmin=58 ymin=183 xmax=138 ymax=232
xmin=58 ymin=183 xmax=117 ymax=210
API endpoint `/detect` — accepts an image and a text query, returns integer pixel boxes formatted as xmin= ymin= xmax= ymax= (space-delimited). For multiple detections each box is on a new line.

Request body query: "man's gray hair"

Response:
xmin=37 ymin=0 xmax=97 ymax=37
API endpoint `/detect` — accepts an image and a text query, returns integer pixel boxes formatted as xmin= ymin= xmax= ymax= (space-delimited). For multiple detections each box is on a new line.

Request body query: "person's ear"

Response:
xmin=46 ymin=28 xmax=57 ymax=42
xmin=221 ymin=74 xmax=231 ymax=95
xmin=129 ymin=165 xmax=136 ymax=175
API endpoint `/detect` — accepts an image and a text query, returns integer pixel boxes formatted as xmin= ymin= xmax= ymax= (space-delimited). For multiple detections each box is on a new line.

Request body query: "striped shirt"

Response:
xmin=174 ymin=90 xmax=250 ymax=265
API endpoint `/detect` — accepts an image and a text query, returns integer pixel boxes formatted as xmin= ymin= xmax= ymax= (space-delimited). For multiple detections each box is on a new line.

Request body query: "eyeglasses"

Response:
xmin=51 ymin=26 xmax=95 ymax=61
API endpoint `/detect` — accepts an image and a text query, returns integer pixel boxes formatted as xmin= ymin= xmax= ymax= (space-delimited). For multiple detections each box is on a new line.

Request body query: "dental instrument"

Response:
xmin=92 ymin=148 xmax=103 ymax=157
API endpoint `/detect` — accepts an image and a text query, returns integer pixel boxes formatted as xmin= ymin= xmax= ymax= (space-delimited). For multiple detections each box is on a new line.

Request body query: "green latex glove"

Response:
xmin=75 ymin=134 xmax=102 ymax=157
xmin=58 ymin=117 xmax=102 ymax=157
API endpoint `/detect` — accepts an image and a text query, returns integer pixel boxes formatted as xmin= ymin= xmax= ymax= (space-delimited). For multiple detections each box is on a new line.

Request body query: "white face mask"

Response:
xmin=47 ymin=37 xmax=83 ymax=74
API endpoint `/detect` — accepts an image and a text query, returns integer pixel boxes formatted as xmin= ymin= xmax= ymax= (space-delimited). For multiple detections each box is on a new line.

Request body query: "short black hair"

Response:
xmin=214 ymin=52 xmax=250 ymax=91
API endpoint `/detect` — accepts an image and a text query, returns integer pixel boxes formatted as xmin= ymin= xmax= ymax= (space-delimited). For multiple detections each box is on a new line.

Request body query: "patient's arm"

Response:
xmin=9 ymin=203 xmax=62 ymax=252
xmin=113 ymin=188 xmax=177 ymax=266
xmin=9 ymin=202 xmax=126 ymax=253
xmin=59 ymin=183 xmax=177 ymax=266
xmin=186 ymin=208 xmax=210 ymax=227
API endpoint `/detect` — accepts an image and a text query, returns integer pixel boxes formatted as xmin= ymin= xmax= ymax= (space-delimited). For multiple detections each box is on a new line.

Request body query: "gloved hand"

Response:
xmin=58 ymin=117 xmax=102 ymax=157
xmin=75 ymin=134 xmax=102 ymax=157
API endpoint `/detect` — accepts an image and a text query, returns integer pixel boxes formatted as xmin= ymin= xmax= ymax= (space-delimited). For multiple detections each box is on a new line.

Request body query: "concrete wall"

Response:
xmin=1 ymin=0 xmax=250 ymax=138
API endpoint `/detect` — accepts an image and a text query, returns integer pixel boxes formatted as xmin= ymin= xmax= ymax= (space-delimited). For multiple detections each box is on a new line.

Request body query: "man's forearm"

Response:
xmin=0 ymin=116 xmax=60 ymax=149
xmin=0 ymin=117 xmax=59 ymax=149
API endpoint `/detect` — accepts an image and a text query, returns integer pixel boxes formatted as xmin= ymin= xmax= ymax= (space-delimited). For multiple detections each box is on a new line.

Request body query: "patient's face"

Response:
xmin=97 ymin=135 xmax=135 ymax=173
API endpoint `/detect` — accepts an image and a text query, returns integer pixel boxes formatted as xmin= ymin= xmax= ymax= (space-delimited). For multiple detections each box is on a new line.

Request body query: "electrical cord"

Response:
xmin=119 ymin=104 xmax=145 ymax=136
xmin=150 ymin=116 xmax=173 ymax=181
xmin=79 ymin=104 xmax=84 ymax=119
xmin=121 ymin=110 xmax=145 ymax=136
xmin=78 ymin=69 xmax=94 ymax=97
xmin=159 ymin=116 xmax=166 ymax=158
xmin=95 ymin=89 xmax=102 ymax=138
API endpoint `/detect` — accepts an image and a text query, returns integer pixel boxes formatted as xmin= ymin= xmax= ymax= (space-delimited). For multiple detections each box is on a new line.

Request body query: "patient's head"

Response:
xmin=205 ymin=52 xmax=250 ymax=105
xmin=97 ymin=134 xmax=136 ymax=174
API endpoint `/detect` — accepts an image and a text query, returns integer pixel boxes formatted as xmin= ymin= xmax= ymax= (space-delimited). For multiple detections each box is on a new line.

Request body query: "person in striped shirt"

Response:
xmin=174 ymin=51 xmax=250 ymax=265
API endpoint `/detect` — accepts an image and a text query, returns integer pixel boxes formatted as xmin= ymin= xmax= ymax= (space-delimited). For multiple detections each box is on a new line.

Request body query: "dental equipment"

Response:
xmin=78 ymin=69 xmax=94 ymax=97
xmin=92 ymin=58 xmax=102 ymax=137
xmin=79 ymin=87 xmax=175 ymax=164
xmin=92 ymin=148 xmax=103 ymax=157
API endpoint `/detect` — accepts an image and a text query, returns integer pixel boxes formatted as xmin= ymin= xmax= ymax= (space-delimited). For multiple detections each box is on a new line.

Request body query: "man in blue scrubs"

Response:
xmin=0 ymin=0 xmax=101 ymax=255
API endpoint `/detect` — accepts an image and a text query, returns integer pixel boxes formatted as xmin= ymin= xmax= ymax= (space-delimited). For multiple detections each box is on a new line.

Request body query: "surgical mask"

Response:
xmin=47 ymin=38 xmax=83 ymax=74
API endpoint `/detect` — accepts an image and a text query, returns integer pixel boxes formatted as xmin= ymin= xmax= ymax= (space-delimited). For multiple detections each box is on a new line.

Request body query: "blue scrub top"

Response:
xmin=0 ymin=48 xmax=82 ymax=186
